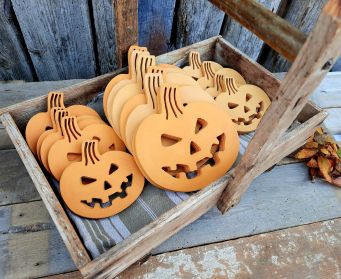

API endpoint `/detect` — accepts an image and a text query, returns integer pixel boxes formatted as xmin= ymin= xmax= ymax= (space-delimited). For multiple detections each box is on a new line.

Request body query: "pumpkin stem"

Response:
xmin=61 ymin=116 xmax=82 ymax=143
xmin=47 ymin=91 xmax=64 ymax=112
xmin=127 ymin=45 xmax=148 ymax=76
xmin=202 ymin=61 xmax=215 ymax=80
xmin=188 ymin=51 xmax=202 ymax=70
xmin=82 ymin=140 xmax=101 ymax=166
xmin=136 ymin=53 xmax=156 ymax=90
xmin=50 ymin=108 xmax=68 ymax=133
xmin=143 ymin=73 xmax=163 ymax=110
xmin=157 ymin=85 xmax=184 ymax=119
xmin=222 ymin=77 xmax=239 ymax=95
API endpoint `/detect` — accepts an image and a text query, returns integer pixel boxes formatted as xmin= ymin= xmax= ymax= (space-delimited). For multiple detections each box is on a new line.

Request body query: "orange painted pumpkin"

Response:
xmin=60 ymin=140 xmax=144 ymax=219
xmin=134 ymin=85 xmax=239 ymax=192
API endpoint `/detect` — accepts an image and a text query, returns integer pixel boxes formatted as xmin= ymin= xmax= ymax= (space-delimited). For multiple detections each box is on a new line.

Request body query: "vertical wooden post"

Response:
xmin=218 ymin=0 xmax=341 ymax=213
xmin=113 ymin=0 xmax=138 ymax=68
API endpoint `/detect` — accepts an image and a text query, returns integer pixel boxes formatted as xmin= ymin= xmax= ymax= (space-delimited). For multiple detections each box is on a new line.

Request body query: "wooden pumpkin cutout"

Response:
xmin=197 ymin=61 xmax=223 ymax=89
xmin=36 ymin=107 xmax=66 ymax=161
xmin=110 ymin=53 xmax=156 ymax=136
xmin=182 ymin=51 xmax=203 ymax=79
xmin=48 ymin=116 xmax=125 ymax=181
xmin=147 ymin=65 xmax=184 ymax=75
xmin=206 ymin=69 xmax=246 ymax=98
xmin=26 ymin=92 xmax=63 ymax=155
xmin=60 ymin=140 xmax=144 ymax=219
xmin=134 ymin=85 xmax=239 ymax=192
xmin=106 ymin=49 xmax=147 ymax=127
xmin=215 ymin=79 xmax=271 ymax=133
xmin=40 ymin=108 xmax=69 ymax=172
xmin=103 ymin=45 xmax=148 ymax=118
xmin=26 ymin=92 xmax=101 ymax=155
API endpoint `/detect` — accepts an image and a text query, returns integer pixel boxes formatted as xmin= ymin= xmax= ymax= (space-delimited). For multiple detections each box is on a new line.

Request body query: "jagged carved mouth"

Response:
xmin=162 ymin=134 xmax=225 ymax=180
xmin=231 ymin=101 xmax=264 ymax=126
xmin=81 ymin=174 xmax=133 ymax=208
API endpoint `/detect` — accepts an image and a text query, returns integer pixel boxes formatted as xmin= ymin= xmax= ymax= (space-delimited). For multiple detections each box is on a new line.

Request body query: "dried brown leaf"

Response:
xmin=331 ymin=177 xmax=341 ymax=187
xmin=320 ymin=148 xmax=330 ymax=156
xmin=304 ymin=142 xmax=318 ymax=149
xmin=295 ymin=148 xmax=318 ymax=159
xmin=307 ymin=158 xmax=318 ymax=168
xmin=317 ymin=156 xmax=333 ymax=183
xmin=309 ymin=168 xmax=318 ymax=182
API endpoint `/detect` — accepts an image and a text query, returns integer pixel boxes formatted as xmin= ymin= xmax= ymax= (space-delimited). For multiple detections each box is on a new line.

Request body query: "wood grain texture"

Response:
xmin=0 ymin=201 xmax=75 ymax=279
xmin=0 ymin=0 xmax=35 ymax=81
xmin=218 ymin=0 xmax=341 ymax=213
xmin=90 ymin=0 xmax=118 ymax=74
xmin=210 ymin=0 xmax=306 ymax=62
xmin=0 ymin=149 xmax=40 ymax=205
xmin=138 ymin=0 xmax=176 ymax=55
xmin=174 ymin=0 xmax=225 ymax=49
xmin=113 ymin=0 xmax=138 ymax=68
xmin=120 ymin=219 xmax=341 ymax=279
xmin=0 ymin=113 xmax=91 ymax=269
xmin=263 ymin=0 xmax=327 ymax=72
xmin=220 ymin=0 xmax=285 ymax=61
xmin=11 ymin=0 xmax=96 ymax=81
xmin=42 ymin=271 xmax=82 ymax=279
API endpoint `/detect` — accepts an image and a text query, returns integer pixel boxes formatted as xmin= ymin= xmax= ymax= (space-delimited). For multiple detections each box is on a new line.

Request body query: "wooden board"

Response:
xmin=0 ymin=201 xmax=75 ymax=279
xmin=1 ymin=162 xmax=340 ymax=278
xmin=90 ymin=0 xmax=118 ymax=74
xmin=263 ymin=0 xmax=327 ymax=72
xmin=11 ymin=0 xmax=96 ymax=81
xmin=174 ymin=0 xmax=225 ymax=48
xmin=220 ymin=0 xmax=285 ymax=61
xmin=0 ymin=0 xmax=35 ymax=81
xmin=120 ymin=218 xmax=341 ymax=278
xmin=0 ymin=149 xmax=40 ymax=206
xmin=138 ymin=0 xmax=176 ymax=55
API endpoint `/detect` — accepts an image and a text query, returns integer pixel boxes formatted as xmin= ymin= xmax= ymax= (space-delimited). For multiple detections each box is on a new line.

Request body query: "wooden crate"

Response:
xmin=1 ymin=0 xmax=340 ymax=277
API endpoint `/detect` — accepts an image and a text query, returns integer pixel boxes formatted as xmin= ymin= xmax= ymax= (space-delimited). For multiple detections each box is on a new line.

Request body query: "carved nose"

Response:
xmin=104 ymin=181 xmax=112 ymax=190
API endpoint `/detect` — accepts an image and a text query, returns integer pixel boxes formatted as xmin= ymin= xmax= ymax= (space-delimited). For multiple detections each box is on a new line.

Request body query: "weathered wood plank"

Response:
xmin=0 ymin=149 xmax=40 ymax=206
xmin=324 ymin=108 xmax=341 ymax=135
xmin=0 ymin=201 xmax=76 ymax=279
xmin=11 ymin=0 xmax=96 ymax=81
xmin=0 ymin=124 xmax=13 ymax=149
xmin=174 ymin=0 xmax=225 ymax=49
xmin=113 ymin=0 xmax=138 ymax=68
xmin=218 ymin=0 xmax=341 ymax=213
xmin=210 ymin=0 xmax=306 ymax=62
xmin=42 ymin=271 xmax=82 ymax=279
xmin=2 ymin=162 xmax=340 ymax=278
xmin=0 ymin=80 xmax=84 ymax=109
xmin=220 ymin=0 xmax=286 ymax=61
xmin=90 ymin=0 xmax=118 ymax=74
xmin=0 ymin=0 xmax=35 ymax=81
xmin=138 ymin=0 xmax=176 ymax=55
xmin=120 ymin=219 xmax=341 ymax=279
xmin=263 ymin=0 xmax=327 ymax=72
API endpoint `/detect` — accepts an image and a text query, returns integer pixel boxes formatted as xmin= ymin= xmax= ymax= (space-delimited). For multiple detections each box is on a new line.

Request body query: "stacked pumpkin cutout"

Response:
xmin=25 ymin=46 xmax=271 ymax=219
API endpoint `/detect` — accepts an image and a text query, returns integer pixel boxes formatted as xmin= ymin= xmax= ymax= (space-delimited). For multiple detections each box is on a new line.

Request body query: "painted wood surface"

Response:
xmin=120 ymin=219 xmax=341 ymax=279
xmin=174 ymin=0 xmax=225 ymax=49
xmin=138 ymin=0 xmax=176 ymax=55
xmin=11 ymin=0 xmax=96 ymax=81
xmin=263 ymin=0 xmax=327 ymax=72
xmin=0 ymin=0 xmax=35 ymax=81
xmin=220 ymin=0 xmax=285 ymax=61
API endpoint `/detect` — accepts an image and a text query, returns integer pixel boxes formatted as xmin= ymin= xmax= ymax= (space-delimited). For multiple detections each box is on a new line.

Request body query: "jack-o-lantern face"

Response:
xmin=134 ymin=85 xmax=239 ymax=192
xmin=60 ymin=140 xmax=144 ymax=218
xmin=215 ymin=78 xmax=271 ymax=133
xmin=48 ymin=116 xmax=125 ymax=180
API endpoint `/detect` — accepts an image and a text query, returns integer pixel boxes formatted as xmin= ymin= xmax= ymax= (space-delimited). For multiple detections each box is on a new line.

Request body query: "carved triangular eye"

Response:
xmin=81 ymin=176 xmax=97 ymax=185
xmin=161 ymin=134 xmax=182 ymax=147
xmin=228 ymin=103 xmax=239 ymax=109
xmin=246 ymin=93 xmax=252 ymax=102
xmin=195 ymin=118 xmax=208 ymax=134
xmin=109 ymin=164 xmax=119 ymax=174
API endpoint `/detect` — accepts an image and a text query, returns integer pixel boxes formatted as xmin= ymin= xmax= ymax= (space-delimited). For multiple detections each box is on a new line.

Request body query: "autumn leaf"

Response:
xmin=307 ymin=158 xmax=318 ymax=168
xmin=320 ymin=148 xmax=330 ymax=156
xmin=317 ymin=156 xmax=332 ymax=183
xmin=337 ymin=148 xmax=341 ymax=159
xmin=309 ymin=168 xmax=318 ymax=182
xmin=332 ymin=177 xmax=341 ymax=187
xmin=295 ymin=148 xmax=318 ymax=159
xmin=304 ymin=142 xmax=318 ymax=149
